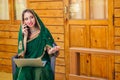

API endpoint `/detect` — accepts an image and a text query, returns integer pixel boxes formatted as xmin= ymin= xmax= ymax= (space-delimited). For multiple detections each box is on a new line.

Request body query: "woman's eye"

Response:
xmin=30 ymin=16 xmax=34 ymax=19
xmin=24 ymin=18 xmax=28 ymax=21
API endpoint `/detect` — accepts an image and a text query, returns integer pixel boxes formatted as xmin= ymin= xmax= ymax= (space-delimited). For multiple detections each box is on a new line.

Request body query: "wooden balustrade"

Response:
xmin=69 ymin=47 xmax=120 ymax=80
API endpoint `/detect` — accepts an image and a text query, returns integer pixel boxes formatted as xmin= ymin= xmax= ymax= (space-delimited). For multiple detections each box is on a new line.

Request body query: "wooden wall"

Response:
xmin=114 ymin=0 xmax=120 ymax=79
xmin=27 ymin=0 xmax=66 ymax=80
xmin=0 ymin=0 xmax=66 ymax=80
xmin=0 ymin=25 xmax=18 ymax=72
xmin=0 ymin=0 xmax=120 ymax=80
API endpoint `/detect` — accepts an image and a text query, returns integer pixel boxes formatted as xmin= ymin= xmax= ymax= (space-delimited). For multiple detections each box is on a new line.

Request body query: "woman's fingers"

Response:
xmin=22 ymin=24 xmax=28 ymax=36
xmin=48 ymin=46 xmax=60 ymax=54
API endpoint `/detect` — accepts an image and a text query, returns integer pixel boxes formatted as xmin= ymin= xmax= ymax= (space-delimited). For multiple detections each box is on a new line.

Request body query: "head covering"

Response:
xmin=17 ymin=9 xmax=54 ymax=58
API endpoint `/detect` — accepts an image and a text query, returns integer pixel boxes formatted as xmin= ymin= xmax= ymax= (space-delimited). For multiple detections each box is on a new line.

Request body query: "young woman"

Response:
xmin=13 ymin=9 xmax=60 ymax=80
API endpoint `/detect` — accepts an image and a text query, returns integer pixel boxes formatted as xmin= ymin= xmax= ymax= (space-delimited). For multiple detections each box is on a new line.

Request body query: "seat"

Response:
xmin=11 ymin=43 xmax=58 ymax=80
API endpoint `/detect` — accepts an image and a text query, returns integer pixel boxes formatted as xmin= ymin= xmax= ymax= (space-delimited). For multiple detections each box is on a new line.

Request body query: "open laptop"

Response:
xmin=14 ymin=58 xmax=47 ymax=67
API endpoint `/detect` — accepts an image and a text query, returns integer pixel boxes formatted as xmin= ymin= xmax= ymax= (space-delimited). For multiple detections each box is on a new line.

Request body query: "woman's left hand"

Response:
xmin=48 ymin=46 xmax=60 ymax=54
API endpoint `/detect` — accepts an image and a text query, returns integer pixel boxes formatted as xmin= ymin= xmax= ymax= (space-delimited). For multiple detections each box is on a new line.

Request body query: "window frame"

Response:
xmin=0 ymin=0 xmax=28 ymax=24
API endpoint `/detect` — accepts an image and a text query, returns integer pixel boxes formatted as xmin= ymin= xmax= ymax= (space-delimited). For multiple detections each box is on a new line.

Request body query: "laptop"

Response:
xmin=14 ymin=58 xmax=47 ymax=67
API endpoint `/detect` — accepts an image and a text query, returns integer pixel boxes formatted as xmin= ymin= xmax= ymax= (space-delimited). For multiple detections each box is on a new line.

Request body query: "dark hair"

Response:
xmin=22 ymin=9 xmax=39 ymax=40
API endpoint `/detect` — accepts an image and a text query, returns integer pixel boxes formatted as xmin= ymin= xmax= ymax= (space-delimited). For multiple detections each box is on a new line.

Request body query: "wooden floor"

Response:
xmin=0 ymin=72 xmax=12 ymax=80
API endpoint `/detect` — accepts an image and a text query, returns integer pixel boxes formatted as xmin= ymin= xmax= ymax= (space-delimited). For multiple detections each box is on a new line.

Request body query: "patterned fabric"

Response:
xmin=14 ymin=9 xmax=54 ymax=80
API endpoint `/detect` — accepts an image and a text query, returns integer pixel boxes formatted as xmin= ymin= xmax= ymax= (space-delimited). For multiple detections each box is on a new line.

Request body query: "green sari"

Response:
xmin=13 ymin=9 xmax=54 ymax=80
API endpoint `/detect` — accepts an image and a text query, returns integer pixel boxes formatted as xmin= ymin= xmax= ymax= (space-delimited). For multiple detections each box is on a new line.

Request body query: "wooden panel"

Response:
xmin=0 ymin=52 xmax=16 ymax=59
xmin=56 ymin=58 xmax=65 ymax=66
xmin=91 ymin=54 xmax=109 ymax=78
xmin=70 ymin=48 xmax=115 ymax=80
xmin=115 ymin=46 xmax=120 ymax=50
xmin=0 ymin=59 xmax=11 ymax=66
xmin=115 ymin=56 xmax=120 ymax=63
xmin=0 ymin=39 xmax=17 ymax=45
xmin=70 ymin=25 xmax=86 ymax=47
xmin=69 ymin=74 xmax=107 ymax=80
xmin=9 ymin=25 xmax=19 ymax=31
xmin=115 ymin=73 xmax=120 ymax=80
xmin=115 ymin=27 xmax=120 ymax=36
xmin=69 ymin=20 xmax=108 ymax=25
xmin=0 ymin=25 xmax=19 ymax=31
xmin=29 ymin=0 xmax=63 ymax=1
xmin=57 ymin=50 xmax=64 ymax=58
xmin=0 ymin=25 xmax=10 ymax=31
xmin=0 ymin=65 xmax=12 ymax=73
xmin=114 ymin=0 xmax=120 ymax=8
xmin=55 ymin=73 xmax=66 ymax=80
xmin=0 ymin=31 xmax=18 ymax=39
xmin=29 ymin=1 xmax=63 ymax=9
xmin=91 ymin=26 xmax=107 ymax=49
xmin=46 ymin=26 xmax=64 ymax=34
xmin=55 ymin=65 xmax=65 ymax=73
xmin=80 ymin=53 xmax=90 ymax=76
xmin=114 ymin=9 xmax=120 ymax=17
xmin=56 ymin=42 xmax=64 ymax=49
xmin=115 ymin=37 xmax=120 ymax=45
xmin=35 ymin=10 xmax=63 ymax=17
xmin=52 ymin=34 xmax=64 ymax=42
xmin=41 ymin=18 xmax=64 ymax=25
xmin=115 ymin=18 xmax=120 ymax=26
xmin=0 ymin=45 xmax=17 ymax=52
xmin=115 ymin=64 xmax=120 ymax=72
xmin=70 ymin=50 xmax=78 ymax=74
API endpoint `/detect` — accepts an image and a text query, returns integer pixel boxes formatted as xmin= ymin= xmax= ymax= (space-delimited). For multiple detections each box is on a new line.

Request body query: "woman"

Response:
xmin=13 ymin=9 xmax=60 ymax=80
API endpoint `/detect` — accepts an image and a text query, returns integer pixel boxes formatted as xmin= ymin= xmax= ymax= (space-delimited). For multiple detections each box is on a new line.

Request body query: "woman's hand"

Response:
xmin=48 ymin=46 xmax=60 ymax=55
xmin=18 ymin=52 xmax=25 ymax=58
xmin=22 ymin=24 xmax=28 ymax=37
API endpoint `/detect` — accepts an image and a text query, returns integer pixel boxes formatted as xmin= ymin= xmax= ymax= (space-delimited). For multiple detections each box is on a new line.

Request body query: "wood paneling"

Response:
xmin=69 ymin=74 xmax=107 ymax=80
xmin=114 ymin=18 xmax=120 ymax=26
xmin=29 ymin=0 xmax=63 ymax=1
xmin=115 ymin=73 xmax=120 ymax=80
xmin=0 ymin=52 xmax=15 ymax=59
xmin=69 ymin=48 xmax=115 ymax=80
xmin=55 ymin=65 xmax=65 ymax=73
xmin=0 ymin=39 xmax=17 ymax=45
xmin=55 ymin=73 xmax=66 ymax=80
xmin=35 ymin=10 xmax=63 ymax=17
xmin=28 ymin=0 xmax=65 ymax=80
xmin=115 ymin=27 xmax=120 ymax=36
xmin=57 ymin=50 xmax=64 ymax=58
xmin=70 ymin=25 xmax=86 ymax=47
xmin=114 ymin=9 xmax=120 ymax=17
xmin=41 ymin=18 xmax=64 ymax=25
xmin=0 ymin=65 xmax=12 ymax=73
xmin=0 ymin=31 xmax=18 ymax=38
xmin=56 ymin=58 xmax=65 ymax=66
xmin=115 ymin=64 xmax=120 ymax=72
xmin=46 ymin=26 xmax=64 ymax=34
xmin=90 ymin=26 xmax=107 ymax=49
xmin=29 ymin=2 xmax=63 ymax=9
xmin=115 ymin=37 xmax=120 ymax=45
xmin=0 ymin=59 xmax=11 ymax=66
xmin=0 ymin=45 xmax=17 ymax=52
xmin=114 ymin=0 xmax=120 ymax=8
xmin=56 ymin=42 xmax=64 ymax=49
xmin=52 ymin=34 xmax=64 ymax=42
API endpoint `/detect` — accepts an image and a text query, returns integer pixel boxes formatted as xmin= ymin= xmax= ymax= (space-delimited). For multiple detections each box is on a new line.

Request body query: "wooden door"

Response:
xmin=64 ymin=0 xmax=114 ymax=80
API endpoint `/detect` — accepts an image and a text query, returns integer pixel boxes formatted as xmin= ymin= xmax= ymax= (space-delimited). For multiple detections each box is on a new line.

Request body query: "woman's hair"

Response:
xmin=22 ymin=9 xmax=39 ymax=40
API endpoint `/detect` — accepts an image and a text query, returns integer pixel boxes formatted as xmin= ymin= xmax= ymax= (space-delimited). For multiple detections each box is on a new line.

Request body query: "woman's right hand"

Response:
xmin=22 ymin=24 xmax=28 ymax=37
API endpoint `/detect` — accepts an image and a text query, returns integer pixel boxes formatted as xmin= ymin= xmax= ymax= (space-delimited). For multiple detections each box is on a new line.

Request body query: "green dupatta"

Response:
xmin=14 ymin=9 xmax=55 ymax=80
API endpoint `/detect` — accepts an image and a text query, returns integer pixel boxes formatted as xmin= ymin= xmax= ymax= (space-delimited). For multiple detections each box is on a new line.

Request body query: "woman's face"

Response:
xmin=23 ymin=12 xmax=36 ymax=28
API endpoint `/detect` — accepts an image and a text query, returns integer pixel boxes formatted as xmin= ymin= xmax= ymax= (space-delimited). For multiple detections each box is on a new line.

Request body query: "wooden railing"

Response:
xmin=69 ymin=47 xmax=120 ymax=80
